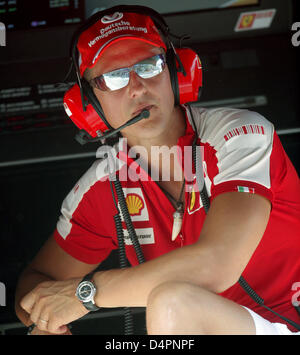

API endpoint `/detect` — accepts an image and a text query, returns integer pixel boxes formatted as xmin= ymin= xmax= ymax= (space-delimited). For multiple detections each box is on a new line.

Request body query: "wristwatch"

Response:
xmin=76 ymin=272 xmax=100 ymax=312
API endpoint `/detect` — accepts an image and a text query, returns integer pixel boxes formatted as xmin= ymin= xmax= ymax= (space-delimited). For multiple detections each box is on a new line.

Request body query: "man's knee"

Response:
xmin=147 ymin=281 xmax=194 ymax=309
xmin=146 ymin=281 xmax=204 ymax=334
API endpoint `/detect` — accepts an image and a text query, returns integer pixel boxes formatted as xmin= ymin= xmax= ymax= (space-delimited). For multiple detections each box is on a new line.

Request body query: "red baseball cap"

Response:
xmin=77 ymin=11 xmax=167 ymax=76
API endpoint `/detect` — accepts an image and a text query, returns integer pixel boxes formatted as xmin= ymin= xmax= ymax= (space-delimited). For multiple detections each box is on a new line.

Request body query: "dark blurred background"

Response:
xmin=0 ymin=0 xmax=299 ymax=334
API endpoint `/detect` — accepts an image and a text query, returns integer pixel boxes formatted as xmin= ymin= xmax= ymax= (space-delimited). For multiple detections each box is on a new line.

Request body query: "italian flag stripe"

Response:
xmin=237 ymin=186 xmax=255 ymax=193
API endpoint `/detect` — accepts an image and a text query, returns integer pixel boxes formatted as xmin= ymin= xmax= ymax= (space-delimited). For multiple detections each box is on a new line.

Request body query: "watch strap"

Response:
xmin=83 ymin=271 xmax=96 ymax=282
xmin=83 ymin=300 xmax=100 ymax=311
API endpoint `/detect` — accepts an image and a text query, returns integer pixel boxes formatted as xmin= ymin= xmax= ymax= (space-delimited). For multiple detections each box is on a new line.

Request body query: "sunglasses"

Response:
xmin=89 ymin=53 xmax=166 ymax=91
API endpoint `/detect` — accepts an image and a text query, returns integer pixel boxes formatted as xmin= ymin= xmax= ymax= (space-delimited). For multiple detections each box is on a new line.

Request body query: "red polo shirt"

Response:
xmin=54 ymin=106 xmax=300 ymax=330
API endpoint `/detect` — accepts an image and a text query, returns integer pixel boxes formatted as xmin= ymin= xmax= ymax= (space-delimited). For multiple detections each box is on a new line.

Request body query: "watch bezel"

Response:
xmin=76 ymin=280 xmax=97 ymax=303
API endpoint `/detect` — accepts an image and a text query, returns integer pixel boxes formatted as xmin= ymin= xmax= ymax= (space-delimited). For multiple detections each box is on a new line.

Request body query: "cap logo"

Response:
xmin=101 ymin=12 xmax=123 ymax=24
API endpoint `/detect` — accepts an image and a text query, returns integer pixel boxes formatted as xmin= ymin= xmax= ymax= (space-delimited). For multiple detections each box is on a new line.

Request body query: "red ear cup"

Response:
xmin=63 ymin=84 xmax=109 ymax=138
xmin=175 ymin=48 xmax=203 ymax=105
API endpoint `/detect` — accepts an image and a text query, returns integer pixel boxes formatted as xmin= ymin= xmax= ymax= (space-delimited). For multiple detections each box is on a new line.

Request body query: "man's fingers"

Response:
xmin=48 ymin=323 xmax=69 ymax=335
xmin=31 ymin=325 xmax=72 ymax=335
xmin=20 ymin=282 xmax=51 ymax=315
xmin=20 ymin=279 xmax=83 ymax=335
xmin=56 ymin=325 xmax=69 ymax=335
xmin=20 ymin=290 xmax=37 ymax=314
xmin=36 ymin=318 xmax=49 ymax=332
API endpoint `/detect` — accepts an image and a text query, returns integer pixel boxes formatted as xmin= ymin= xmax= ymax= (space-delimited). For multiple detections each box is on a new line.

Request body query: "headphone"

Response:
xmin=63 ymin=5 xmax=203 ymax=141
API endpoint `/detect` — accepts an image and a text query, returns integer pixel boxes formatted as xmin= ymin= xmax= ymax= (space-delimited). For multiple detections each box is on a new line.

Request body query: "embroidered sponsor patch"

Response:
xmin=126 ymin=193 xmax=144 ymax=216
xmin=120 ymin=188 xmax=149 ymax=221
xmin=224 ymin=124 xmax=265 ymax=142
xmin=123 ymin=228 xmax=155 ymax=245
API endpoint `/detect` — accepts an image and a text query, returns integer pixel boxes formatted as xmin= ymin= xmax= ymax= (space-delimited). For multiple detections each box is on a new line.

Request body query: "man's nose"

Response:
xmin=127 ymin=71 xmax=147 ymax=98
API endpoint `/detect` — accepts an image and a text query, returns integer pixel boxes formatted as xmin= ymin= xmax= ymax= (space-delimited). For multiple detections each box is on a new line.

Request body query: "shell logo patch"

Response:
xmin=126 ymin=193 xmax=144 ymax=216
xmin=120 ymin=188 xmax=149 ymax=222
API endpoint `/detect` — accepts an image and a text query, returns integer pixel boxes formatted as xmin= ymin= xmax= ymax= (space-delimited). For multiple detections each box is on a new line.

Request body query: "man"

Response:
xmin=15 ymin=5 xmax=300 ymax=335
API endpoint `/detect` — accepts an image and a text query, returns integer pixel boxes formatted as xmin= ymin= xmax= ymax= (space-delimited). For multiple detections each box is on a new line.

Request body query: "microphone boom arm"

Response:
xmin=75 ymin=109 xmax=150 ymax=145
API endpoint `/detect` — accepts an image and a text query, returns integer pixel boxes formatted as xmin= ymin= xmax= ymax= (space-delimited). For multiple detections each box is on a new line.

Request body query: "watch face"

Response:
xmin=80 ymin=285 xmax=91 ymax=298
xmin=76 ymin=281 xmax=96 ymax=303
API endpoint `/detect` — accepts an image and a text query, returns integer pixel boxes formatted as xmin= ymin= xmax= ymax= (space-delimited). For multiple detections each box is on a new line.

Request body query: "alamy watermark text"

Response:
xmin=291 ymin=22 xmax=300 ymax=47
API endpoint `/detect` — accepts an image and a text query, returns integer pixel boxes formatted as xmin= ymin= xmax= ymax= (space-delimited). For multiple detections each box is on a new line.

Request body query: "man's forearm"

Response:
xmin=15 ymin=267 xmax=53 ymax=326
xmin=93 ymin=243 xmax=216 ymax=308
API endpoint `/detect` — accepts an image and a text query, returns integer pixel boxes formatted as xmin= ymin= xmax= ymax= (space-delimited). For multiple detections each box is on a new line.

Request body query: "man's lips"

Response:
xmin=132 ymin=105 xmax=154 ymax=117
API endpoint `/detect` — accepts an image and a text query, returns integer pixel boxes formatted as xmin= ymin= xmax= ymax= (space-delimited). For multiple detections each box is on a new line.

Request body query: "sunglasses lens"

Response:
xmin=102 ymin=68 xmax=130 ymax=91
xmin=91 ymin=54 xmax=166 ymax=91
xmin=135 ymin=55 xmax=165 ymax=79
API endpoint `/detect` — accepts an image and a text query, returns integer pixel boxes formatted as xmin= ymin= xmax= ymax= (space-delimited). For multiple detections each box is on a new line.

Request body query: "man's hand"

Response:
xmin=20 ymin=279 xmax=89 ymax=334
xmin=30 ymin=326 xmax=73 ymax=335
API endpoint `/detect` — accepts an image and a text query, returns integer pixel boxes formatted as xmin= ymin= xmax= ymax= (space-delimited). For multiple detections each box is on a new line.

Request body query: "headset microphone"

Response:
xmin=75 ymin=109 xmax=150 ymax=145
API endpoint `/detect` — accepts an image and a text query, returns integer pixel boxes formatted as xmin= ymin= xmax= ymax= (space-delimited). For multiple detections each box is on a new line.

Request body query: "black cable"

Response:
xmin=238 ymin=276 xmax=264 ymax=305
xmin=113 ymin=179 xmax=145 ymax=265
xmin=109 ymin=180 xmax=134 ymax=335
xmin=110 ymin=181 xmax=128 ymax=269
xmin=113 ymin=211 xmax=134 ymax=335
xmin=188 ymin=104 xmax=210 ymax=214
xmin=239 ymin=276 xmax=300 ymax=331
xmin=192 ymin=137 xmax=210 ymax=214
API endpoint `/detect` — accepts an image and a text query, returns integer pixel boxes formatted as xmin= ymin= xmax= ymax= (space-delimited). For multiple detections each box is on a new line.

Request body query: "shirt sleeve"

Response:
xmin=196 ymin=107 xmax=286 ymax=204
xmin=54 ymin=160 xmax=118 ymax=264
